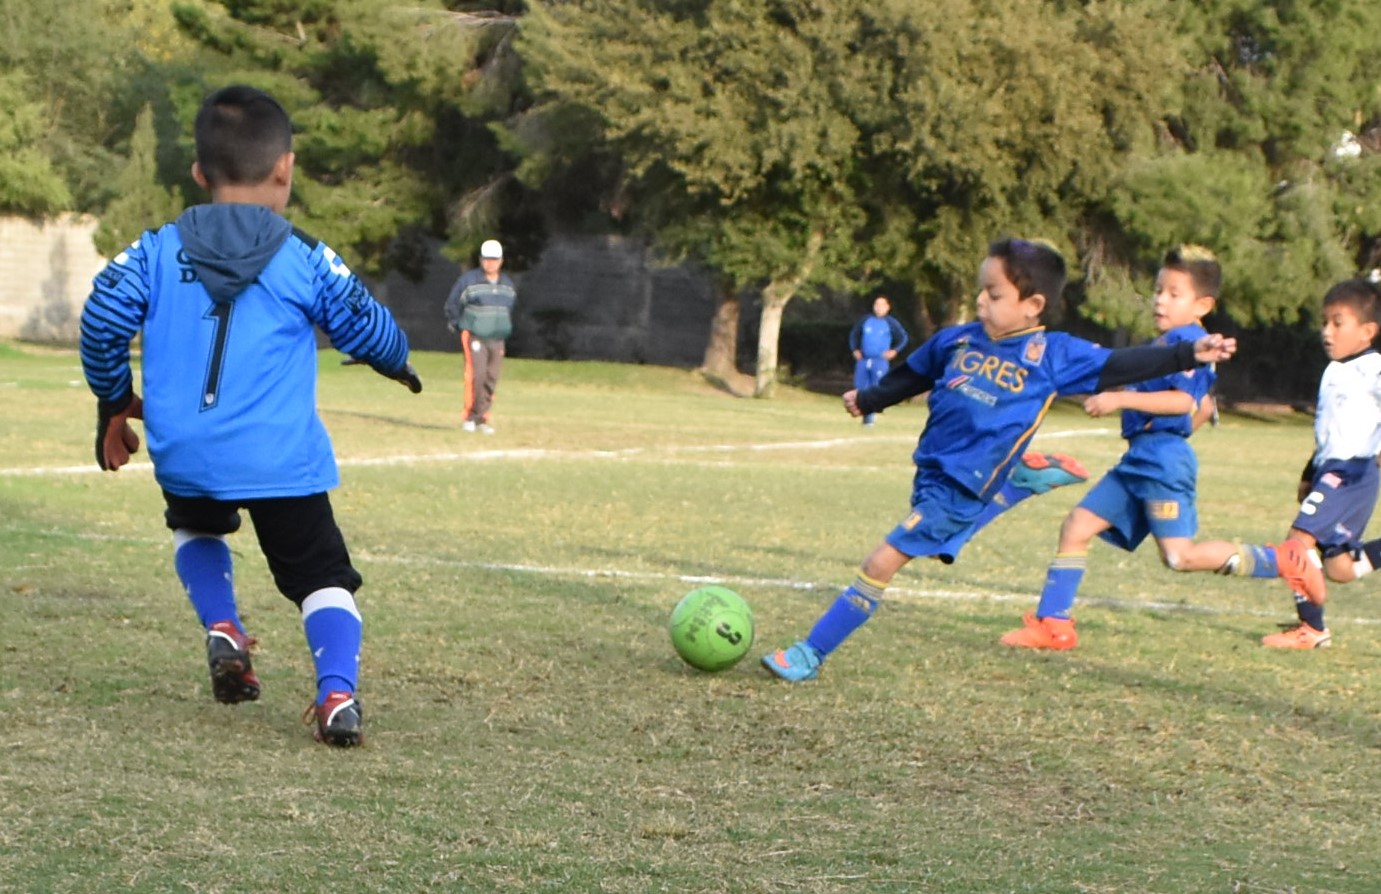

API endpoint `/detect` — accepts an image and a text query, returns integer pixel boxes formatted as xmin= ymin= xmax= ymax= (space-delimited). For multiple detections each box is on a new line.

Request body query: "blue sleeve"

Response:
xmin=304 ymin=239 xmax=410 ymax=373
xmin=80 ymin=233 xmax=154 ymax=405
xmin=887 ymin=316 xmax=909 ymax=352
xmin=904 ymin=328 xmax=957 ymax=381
xmin=1048 ymin=333 xmax=1114 ymax=395
xmin=848 ymin=319 xmax=863 ymax=352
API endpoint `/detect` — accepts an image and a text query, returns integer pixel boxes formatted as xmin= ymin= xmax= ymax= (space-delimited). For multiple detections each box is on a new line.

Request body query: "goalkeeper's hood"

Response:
xmin=175 ymin=203 xmax=293 ymax=304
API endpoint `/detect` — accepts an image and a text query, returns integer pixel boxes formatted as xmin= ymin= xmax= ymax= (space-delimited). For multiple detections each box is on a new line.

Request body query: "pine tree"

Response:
xmin=93 ymin=105 xmax=182 ymax=257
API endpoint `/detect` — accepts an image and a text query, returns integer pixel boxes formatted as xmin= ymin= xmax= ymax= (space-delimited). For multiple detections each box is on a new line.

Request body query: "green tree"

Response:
xmin=93 ymin=104 xmax=183 ymax=256
xmin=521 ymin=0 xmax=1185 ymax=390
xmin=523 ymin=0 xmax=890 ymax=395
xmin=1088 ymin=0 xmax=1381 ymax=332
xmin=168 ymin=0 xmax=529 ymax=274
xmin=0 ymin=72 xmax=72 ymax=215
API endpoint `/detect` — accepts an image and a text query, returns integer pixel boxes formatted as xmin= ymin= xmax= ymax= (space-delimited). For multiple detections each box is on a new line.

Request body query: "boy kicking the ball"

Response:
xmin=761 ymin=237 xmax=1237 ymax=682
xmin=80 ymin=85 xmax=422 ymax=745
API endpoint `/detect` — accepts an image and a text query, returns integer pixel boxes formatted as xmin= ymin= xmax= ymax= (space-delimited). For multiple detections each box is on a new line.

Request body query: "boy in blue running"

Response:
xmin=1001 ymin=246 xmax=1321 ymax=651
xmin=761 ymin=238 xmax=1237 ymax=681
xmin=849 ymin=295 xmax=909 ymax=425
xmin=80 ymin=85 xmax=422 ymax=746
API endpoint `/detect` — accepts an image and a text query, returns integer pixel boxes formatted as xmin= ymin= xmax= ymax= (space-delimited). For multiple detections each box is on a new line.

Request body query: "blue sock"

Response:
xmin=1219 ymin=544 xmax=1281 ymax=579
xmin=302 ymin=588 xmax=363 ymax=703
xmin=805 ymin=575 xmax=885 ymax=656
xmin=965 ymin=483 xmax=1032 ymax=540
xmin=1035 ymin=552 xmax=1087 ymax=620
xmin=173 ymin=533 xmax=241 ymax=634
xmin=1295 ymin=596 xmax=1326 ymax=632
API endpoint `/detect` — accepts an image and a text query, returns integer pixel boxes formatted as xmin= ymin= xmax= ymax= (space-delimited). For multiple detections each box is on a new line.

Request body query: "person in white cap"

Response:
xmin=444 ymin=239 xmax=517 ymax=433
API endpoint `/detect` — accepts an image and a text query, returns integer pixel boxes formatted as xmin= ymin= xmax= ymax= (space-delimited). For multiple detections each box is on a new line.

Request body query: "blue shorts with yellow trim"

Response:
xmin=884 ymin=478 xmax=989 ymax=564
xmin=1081 ymin=433 xmax=1198 ymax=552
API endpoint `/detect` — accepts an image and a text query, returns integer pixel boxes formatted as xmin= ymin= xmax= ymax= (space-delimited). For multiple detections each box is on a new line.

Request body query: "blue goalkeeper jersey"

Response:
xmin=1118 ymin=323 xmax=1213 ymax=440
xmin=905 ymin=323 xmax=1111 ymax=499
xmin=80 ymin=203 xmax=410 ymax=500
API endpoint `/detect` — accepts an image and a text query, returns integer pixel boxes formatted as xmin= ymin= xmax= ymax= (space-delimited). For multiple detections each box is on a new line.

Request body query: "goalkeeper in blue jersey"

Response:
xmin=79 ymin=86 xmax=422 ymax=746
xmin=762 ymin=237 xmax=1237 ymax=682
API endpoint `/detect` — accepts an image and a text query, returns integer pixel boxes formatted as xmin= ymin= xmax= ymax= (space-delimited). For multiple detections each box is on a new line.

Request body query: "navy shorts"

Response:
xmin=1292 ymin=458 xmax=1379 ymax=558
xmin=162 ymin=491 xmax=362 ymax=604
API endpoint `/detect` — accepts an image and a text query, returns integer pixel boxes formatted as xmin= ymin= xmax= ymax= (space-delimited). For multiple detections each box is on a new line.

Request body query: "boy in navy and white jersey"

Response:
xmin=1001 ymin=246 xmax=1322 ymax=650
xmin=761 ymin=237 xmax=1238 ymax=682
xmin=80 ymin=85 xmax=422 ymax=745
xmin=1253 ymin=277 xmax=1381 ymax=648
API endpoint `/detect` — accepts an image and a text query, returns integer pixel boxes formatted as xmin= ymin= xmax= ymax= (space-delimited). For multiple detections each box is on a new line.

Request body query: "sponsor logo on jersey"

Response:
xmin=950 ymin=349 xmax=1028 ymax=394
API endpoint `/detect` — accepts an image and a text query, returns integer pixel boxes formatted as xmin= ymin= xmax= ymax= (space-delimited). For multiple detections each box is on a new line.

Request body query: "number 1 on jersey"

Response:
xmin=202 ymin=301 xmax=232 ymax=411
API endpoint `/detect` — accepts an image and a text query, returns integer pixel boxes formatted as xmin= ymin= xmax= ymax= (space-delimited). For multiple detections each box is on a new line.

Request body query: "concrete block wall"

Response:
xmin=368 ymin=233 xmax=717 ymax=367
xmin=0 ymin=215 xmax=106 ymax=343
xmin=0 ymin=218 xmax=718 ymax=370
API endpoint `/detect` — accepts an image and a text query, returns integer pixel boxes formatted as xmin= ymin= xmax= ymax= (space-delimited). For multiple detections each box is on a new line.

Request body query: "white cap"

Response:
xmin=480 ymin=239 xmax=503 ymax=259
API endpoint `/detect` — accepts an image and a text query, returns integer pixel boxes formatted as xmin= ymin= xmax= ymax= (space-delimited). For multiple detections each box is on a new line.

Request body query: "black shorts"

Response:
xmin=162 ymin=491 xmax=362 ymax=605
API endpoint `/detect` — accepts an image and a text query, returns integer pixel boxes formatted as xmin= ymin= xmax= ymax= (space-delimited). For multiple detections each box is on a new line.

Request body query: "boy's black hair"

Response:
xmin=988 ymin=237 xmax=1067 ymax=305
xmin=1162 ymin=244 xmax=1222 ymax=298
xmin=1322 ymin=278 xmax=1381 ymax=325
xmin=194 ymin=85 xmax=293 ymax=188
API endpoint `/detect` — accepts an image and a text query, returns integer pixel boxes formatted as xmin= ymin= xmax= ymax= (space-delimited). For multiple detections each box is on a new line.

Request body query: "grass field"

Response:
xmin=3 ymin=339 xmax=1379 ymax=893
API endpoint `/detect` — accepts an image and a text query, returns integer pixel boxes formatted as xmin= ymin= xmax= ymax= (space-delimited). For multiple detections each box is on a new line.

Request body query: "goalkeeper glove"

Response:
xmin=96 ymin=390 xmax=143 ymax=471
xmin=389 ymin=363 xmax=423 ymax=394
xmin=341 ymin=356 xmax=423 ymax=393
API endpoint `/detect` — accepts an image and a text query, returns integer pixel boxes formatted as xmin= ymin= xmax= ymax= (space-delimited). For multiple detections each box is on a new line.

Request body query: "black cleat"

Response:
xmin=206 ymin=620 xmax=261 ymax=704
xmin=305 ymin=691 xmax=363 ymax=747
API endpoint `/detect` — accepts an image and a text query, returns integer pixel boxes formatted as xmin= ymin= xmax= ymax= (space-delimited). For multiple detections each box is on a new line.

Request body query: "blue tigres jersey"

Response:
xmin=907 ymin=322 xmax=1111 ymax=499
xmin=1118 ymin=323 xmax=1213 ymax=440
xmin=80 ymin=205 xmax=410 ymax=500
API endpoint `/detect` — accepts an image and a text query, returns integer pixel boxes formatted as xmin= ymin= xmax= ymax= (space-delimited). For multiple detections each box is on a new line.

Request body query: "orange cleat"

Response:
xmin=1000 ymin=612 xmax=1079 ymax=650
xmin=1261 ymin=623 xmax=1331 ymax=650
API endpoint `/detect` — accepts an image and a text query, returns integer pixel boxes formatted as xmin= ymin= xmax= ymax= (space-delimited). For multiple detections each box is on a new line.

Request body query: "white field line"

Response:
xmin=19 ymin=424 xmax=1358 ymax=625
xmin=0 ymin=427 xmax=1116 ymax=477
xmin=9 ymin=521 xmax=1381 ymax=626
xmin=353 ymin=550 xmax=1381 ymax=626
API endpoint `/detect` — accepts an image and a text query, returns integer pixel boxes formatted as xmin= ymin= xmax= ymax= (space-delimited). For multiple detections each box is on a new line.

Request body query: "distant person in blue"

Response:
xmin=79 ymin=85 xmax=422 ymax=746
xmin=761 ymin=237 xmax=1238 ymax=682
xmin=849 ymin=295 xmax=909 ymax=425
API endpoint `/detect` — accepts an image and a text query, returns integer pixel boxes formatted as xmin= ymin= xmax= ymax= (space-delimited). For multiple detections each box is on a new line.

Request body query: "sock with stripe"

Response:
xmin=1216 ymin=544 xmax=1282 ymax=579
xmin=1035 ymin=552 xmax=1087 ymax=620
xmin=805 ymin=575 xmax=885 ymax=657
xmin=173 ymin=532 xmax=242 ymax=634
xmin=302 ymin=587 xmax=363 ymax=703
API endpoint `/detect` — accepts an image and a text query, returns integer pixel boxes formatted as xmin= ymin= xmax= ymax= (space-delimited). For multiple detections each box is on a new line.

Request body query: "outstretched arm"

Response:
xmin=1095 ymin=334 xmax=1236 ymax=391
xmin=850 ymin=364 xmax=934 ymax=416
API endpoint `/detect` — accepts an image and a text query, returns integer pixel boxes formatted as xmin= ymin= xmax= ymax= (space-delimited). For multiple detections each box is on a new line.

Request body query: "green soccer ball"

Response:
xmin=669 ymin=586 xmax=755 ymax=672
